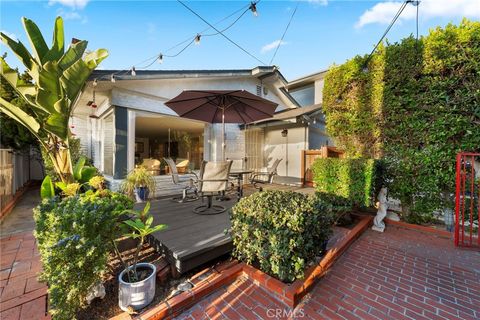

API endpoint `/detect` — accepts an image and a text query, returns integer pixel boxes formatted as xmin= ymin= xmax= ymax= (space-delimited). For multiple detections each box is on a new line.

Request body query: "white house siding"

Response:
xmin=72 ymin=70 xmax=298 ymax=196
xmin=70 ymin=114 xmax=91 ymax=156
xmin=264 ymin=125 xmax=308 ymax=179
xmin=314 ymin=78 xmax=324 ymax=105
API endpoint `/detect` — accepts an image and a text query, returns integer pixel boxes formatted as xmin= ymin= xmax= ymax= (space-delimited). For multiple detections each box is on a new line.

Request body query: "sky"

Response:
xmin=1 ymin=0 xmax=479 ymax=81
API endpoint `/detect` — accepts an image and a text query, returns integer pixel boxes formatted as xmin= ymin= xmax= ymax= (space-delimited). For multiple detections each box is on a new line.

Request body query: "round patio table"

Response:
xmin=229 ymin=170 xmax=253 ymax=200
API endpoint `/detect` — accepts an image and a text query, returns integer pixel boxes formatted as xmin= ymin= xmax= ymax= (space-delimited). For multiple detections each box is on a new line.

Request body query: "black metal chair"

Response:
xmin=164 ymin=157 xmax=198 ymax=203
xmin=250 ymin=158 xmax=282 ymax=191
xmin=193 ymin=160 xmax=233 ymax=215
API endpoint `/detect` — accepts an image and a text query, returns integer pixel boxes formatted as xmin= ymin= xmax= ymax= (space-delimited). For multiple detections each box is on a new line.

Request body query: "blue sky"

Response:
xmin=1 ymin=0 xmax=479 ymax=80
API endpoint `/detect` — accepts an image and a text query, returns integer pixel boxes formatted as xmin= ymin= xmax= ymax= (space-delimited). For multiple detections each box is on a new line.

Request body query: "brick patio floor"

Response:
xmin=0 ymin=186 xmax=48 ymax=320
xmin=175 ymin=226 xmax=480 ymax=320
xmin=0 ymin=232 xmax=49 ymax=319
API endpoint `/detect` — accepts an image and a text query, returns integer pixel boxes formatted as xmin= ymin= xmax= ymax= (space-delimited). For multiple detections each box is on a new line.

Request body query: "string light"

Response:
xmin=101 ymin=1 xmax=262 ymax=82
xmin=194 ymin=34 xmax=201 ymax=45
xmin=92 ymin=78 xmax=98 ymax=87
xmin=249 ymin=2 xmax=258 ymax=17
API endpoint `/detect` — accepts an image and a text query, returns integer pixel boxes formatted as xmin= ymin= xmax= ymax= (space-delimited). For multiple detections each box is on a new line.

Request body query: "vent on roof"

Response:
xmin=256 ymin=85 xmax=262 ymax=96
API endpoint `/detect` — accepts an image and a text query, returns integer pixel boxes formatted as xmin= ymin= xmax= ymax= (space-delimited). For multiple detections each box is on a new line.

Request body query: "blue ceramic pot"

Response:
xmin=134 ymin=187 xmax=149 ymax=202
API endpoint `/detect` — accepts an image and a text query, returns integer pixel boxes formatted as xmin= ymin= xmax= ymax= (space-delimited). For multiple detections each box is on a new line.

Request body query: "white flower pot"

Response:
xmin=118 ymin=262 xmax=156 ymax=311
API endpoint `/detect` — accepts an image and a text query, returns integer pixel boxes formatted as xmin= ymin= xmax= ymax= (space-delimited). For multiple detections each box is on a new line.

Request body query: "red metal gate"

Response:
xmin=455 ymin=152 xmax=480 ymax=248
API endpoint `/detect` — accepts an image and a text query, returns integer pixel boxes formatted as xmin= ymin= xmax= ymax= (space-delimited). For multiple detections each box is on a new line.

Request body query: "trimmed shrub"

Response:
xmin=34 ymin=190 xmax=133 ymax=320
xmin=311 ymin=158 xmax=383 ymax=208
xmin=230 ymin=190 xmax=334 ymax=282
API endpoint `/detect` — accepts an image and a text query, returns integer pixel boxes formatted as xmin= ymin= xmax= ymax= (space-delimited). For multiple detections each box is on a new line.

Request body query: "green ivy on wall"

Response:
xmin=322 ymin=19 xmax=480 ymax=223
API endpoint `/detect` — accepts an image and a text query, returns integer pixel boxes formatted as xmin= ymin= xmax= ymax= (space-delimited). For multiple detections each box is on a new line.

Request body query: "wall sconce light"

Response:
xmin=281 ymin=129 xmax=288 ymax=137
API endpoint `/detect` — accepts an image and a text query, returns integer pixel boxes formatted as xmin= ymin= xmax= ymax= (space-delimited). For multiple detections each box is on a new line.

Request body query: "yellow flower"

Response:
xmin=89 ymin=176 xmax=105 ymax=190
xmin=64 ymin=183 xmax=80 ymax=197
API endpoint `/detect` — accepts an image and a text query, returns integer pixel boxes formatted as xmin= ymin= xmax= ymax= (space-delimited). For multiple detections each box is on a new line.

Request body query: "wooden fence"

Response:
xmin=0 ymin=149 xmax=33 ymax=214
xmin=301 ymin=146 xmax=344 ymax=187
xmin=0 ymin=149 xmax=14 ymax=212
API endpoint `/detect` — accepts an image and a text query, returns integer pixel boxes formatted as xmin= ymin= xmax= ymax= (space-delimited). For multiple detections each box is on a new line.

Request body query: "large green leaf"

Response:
xmin=0 ymin=97 xmax=40 ymax=133
xmin=60 ymin=59 xmax=91 ymax=101
xmin=0 ymin=58 xmax=36 ymax=103
xmin=73 ymin=157 xmax=86 ymax=181
xmin=59 ymin=40 xmax=87 ymax=71
xmin=79 ymin=167 xmax=96 ymax=183
xmin=44 ymin=17 xmax=65 ymax=62
xmin=0 ymin=32 xmax=34 ymax=70
xmin=22 ymin=17 xmax=49 ymax=64
xmin=40 ymin=176 xmax=55 ymax=199
xmin=45 ymin=113 xmax=68 ymax=139
xmin=84 ymin=49 xmax=109 ymax=69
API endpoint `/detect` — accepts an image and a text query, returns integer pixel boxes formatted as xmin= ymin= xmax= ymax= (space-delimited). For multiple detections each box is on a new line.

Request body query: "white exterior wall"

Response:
xmin=314 ymin=78 xmax=324 ymax=105
xmin=73 ymin=72 xmax=297 ymax=195
xmin=264 ymin=125 xmax=308 ymax=179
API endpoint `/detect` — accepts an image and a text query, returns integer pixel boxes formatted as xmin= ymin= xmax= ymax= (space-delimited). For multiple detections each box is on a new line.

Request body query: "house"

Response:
xmin=71 ymin=67 xmax=333 ymax=195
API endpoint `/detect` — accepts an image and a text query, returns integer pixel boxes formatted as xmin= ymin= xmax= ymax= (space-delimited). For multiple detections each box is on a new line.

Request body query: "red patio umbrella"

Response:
xmin=165 ymin=90 xmax=278 ymax=160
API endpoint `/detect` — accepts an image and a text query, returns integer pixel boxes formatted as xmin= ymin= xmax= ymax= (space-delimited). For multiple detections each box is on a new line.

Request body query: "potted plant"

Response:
xmin=121 ymin=166 xmax=156 ymax=202
xmin=114 ymin=202 xmax=167 ymax=311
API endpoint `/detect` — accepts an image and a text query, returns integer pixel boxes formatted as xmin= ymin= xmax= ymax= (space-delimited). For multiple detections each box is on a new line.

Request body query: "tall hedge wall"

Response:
xmin=322 ymin=19 xmax=480 ymax=222
xmin=311 ymin=158 xmax=382 ymax=208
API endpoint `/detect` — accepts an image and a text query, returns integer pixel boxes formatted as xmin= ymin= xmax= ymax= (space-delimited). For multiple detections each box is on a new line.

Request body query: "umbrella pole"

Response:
xmin=222 ymin=108 xmax=225 ymax=161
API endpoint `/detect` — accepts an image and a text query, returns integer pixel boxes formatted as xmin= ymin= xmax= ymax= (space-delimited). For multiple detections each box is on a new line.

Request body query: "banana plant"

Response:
xmin=0 ymin=17 xmax=108 ymax=183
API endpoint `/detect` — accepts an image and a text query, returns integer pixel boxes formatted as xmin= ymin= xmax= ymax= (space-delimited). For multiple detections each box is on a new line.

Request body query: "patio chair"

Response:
xmin=141 ymin=158 xmax=161 ymax=176
xmin=193 ymin=160 xmax=233 ymax=215
xmin=176 ymin=159 xmax=190 ymax=174
xmin=250 ymin=158 xmax=282 ymax=191
xmin=164 ymin=158 xmax=198 ymax=203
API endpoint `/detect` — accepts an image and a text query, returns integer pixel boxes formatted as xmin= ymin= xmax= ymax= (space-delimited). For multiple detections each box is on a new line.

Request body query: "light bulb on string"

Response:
xmin=158 ymin=54 xmax=163 ymax=64
xmin=249 ymin=2 xmax=258 ymax=17
xmin=92 ymin=78 xmax=98 ymax=87
xmin=131 ymin=67 xmax=136 ymax=76
xmin=111 ymin=74 xmax=116 ymax=83
xmin=194 ymin=34 xmax=201 ymax=45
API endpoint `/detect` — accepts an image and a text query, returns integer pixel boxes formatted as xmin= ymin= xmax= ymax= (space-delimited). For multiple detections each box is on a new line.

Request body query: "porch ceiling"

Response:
xmin=135 ymin=115 xmax=205 ymax=139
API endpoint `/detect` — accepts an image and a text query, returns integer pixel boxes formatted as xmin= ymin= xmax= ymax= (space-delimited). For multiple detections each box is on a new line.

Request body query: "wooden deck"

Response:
xmin=135 ymin=184 xmax=314 ymax=274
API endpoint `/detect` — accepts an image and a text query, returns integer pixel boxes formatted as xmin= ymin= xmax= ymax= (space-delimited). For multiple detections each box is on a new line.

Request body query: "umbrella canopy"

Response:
xmin=164 ymin=90 xmax=278 ymax=124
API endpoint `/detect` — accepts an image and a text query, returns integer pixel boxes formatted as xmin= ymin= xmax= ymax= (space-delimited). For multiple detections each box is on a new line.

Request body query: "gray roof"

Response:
xmin=90 ymin=66 xmax=287 ymax=82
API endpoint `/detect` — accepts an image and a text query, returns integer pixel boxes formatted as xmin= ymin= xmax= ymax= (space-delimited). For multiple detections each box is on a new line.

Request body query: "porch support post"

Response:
xmin=114 ymin=106 xmax=129 ymax=179
xmin=203 ymin=124 xmax=212 ymax=161
xmin=127 ymin=110 xmax=136 ymax=172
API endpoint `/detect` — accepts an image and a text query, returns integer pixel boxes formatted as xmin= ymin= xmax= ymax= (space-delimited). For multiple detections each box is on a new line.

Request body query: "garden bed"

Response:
xmin=113 ymin=214 xmax=373 ymax=320
xmin=77 ymin=242 xmax=176 ymax=319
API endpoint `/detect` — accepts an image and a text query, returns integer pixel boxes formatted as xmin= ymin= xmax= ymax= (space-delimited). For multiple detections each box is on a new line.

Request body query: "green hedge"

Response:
xmin=230 ymin=191 xmax=334 ymax=282
xmin=311 ymin=158 xmax=382 ymax=208
xmin=322 ymin=19 xmax=480 ymax=222
xmin=34 ymin=190 xmax=133 ymax=320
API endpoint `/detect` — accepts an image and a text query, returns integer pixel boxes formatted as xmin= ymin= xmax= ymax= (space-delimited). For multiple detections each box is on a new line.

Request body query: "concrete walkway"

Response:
xmin=1 ymin=187 xmax=40 ymax=237
xmin=0 ymin=187 xmax=48 ymax=320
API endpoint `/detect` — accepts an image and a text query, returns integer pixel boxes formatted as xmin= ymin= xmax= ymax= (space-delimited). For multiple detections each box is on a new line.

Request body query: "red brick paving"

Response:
xmin=174 ymin=226 xmax=480 ymax=320
xmin=0 ymin=232 xmax=49 ymax=320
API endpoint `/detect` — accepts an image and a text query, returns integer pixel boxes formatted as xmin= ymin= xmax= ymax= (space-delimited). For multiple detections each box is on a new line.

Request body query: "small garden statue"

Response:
xmin=86 ymin=282 xmax=106 ymax=305
xmin=372 ymin=187 xmax=388 ymax=232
